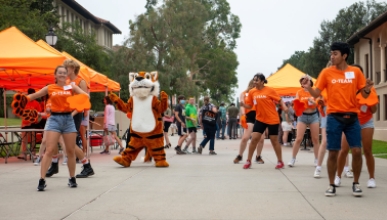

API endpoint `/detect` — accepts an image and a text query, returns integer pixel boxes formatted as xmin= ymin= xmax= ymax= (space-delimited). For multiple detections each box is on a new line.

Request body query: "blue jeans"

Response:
xmin=220 ymin=119 xmax=226 ymax=138
xmin=200 ymin=124 xmax=216 ymax=151
xmin=326 ymin=114 xmax=361 ymax=151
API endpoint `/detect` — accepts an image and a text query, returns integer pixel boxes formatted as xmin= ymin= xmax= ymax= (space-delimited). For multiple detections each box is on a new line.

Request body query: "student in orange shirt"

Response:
xmin=240 ymin=73 xmax=288 ymax=169
xmin=302 ymin=42 xmax=373 ymax=197
xmin=23 ymin=65 xmax=89 ymax=191
xmin=233 ymin=79 xmax=265 ymax=164
xmin=288 ymin=75 xmax=320 ymax=167
xmin=336 ymin=64 xmax=378 ymax=188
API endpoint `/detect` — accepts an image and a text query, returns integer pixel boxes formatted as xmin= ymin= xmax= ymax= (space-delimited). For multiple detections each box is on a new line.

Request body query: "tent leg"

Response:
xmin=3 ymin=89 xmax=7 ymax=129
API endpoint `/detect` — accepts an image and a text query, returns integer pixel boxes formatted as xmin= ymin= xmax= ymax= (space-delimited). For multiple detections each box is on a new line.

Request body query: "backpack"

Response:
xmin=202 ymin=104 xmax=217 ymax=126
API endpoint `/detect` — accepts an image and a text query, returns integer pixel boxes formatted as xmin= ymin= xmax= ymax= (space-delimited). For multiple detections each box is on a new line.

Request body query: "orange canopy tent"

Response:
xmin=266 ymin=63 xmax=317 ymax=96
xmin=36 ymin=40 xmax=120 ymax=92
xmin=0 ymin=27 xmax=66 ymax=90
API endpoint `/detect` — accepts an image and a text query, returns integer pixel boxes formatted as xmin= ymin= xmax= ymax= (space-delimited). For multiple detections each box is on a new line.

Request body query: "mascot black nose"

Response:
xmin=135 ymin=77 xmax=144 ymax=81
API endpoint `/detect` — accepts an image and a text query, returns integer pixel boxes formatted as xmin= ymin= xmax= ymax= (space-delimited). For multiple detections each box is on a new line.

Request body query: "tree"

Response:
xmin=114 ymin=0 xmax=240 ymax=103
xmin=280 ymin=0 xmax=387 ymax=76
xmin=0 ymin=0 xmax=58 ymax=40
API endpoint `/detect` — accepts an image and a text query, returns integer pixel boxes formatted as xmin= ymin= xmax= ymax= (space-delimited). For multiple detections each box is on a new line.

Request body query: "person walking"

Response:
xmin=302 ymin=42 xmax=373 ymax=197
xmin=240 ymin=73 xmax=287 ymax=169
xmin=198 ymin=96 xmax=218 ymax=155
xmin=162 ymin=107 xmax=173 ymax=148
xmin=184 ymin=97 xmax=198 ymax=153
xmin=174 ymin=95 xmax=188 ymax=154
xmin=227 ymin=103 xmax=239 ymax=139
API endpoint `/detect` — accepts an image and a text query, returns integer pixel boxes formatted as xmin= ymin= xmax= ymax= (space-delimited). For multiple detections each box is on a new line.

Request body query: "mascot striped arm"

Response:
xmin=109 ymin=71 xmax=169 ymax=167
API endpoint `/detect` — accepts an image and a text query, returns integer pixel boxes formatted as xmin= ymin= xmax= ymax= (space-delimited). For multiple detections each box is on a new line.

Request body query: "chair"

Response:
xmin=0 ymin=133 xmax=17 ymax=164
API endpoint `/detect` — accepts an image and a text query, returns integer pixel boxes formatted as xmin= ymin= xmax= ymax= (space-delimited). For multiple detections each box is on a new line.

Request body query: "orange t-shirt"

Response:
xmin=47 ymin=84 xmax=73 ymax=113
xmin=21 ymin=100 xmax=42 ymax=127
xmin=297 ymin=89 xmax=317 ymax=109
xmin=67 ymin=76 xmax=89 ymax=89
xmin=357 ymin=87 xmax=377 ymax=125
xmin=245 ymin=86 xmax=281 ymax=125
xmin=243 ymin=92 xmax=256 ymax=114
xmin=315 ymin=65 xmax=366 ymax=114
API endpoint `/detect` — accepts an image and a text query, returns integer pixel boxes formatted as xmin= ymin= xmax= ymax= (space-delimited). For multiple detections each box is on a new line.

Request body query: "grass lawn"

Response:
xmin=372 ymin=139 xmax=387 ymax=159
xmin=0 ymin=118 xmax=22 ymax=126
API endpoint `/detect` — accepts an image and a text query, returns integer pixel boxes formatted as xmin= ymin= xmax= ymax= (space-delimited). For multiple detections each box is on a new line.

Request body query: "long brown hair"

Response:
xmin=245 ymin=79 xmax=254 ymax=92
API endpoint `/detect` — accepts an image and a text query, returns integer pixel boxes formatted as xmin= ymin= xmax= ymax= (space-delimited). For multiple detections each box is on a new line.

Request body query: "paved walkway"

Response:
xmin=1 ymin=133 xmax=387 ymax=220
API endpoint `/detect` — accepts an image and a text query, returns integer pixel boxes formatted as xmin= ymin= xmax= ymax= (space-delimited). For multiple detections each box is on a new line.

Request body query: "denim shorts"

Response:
xmin=361 ymin=118 xmax=374 ymax=129
xmin=44 ymin=114 xmax=77 ymax=134
xmin=326 ymin=114 xmax=361 ymax=150
xmin=320 ymin=116 xmax=327 ymax=128
xmin=104 ymin=124 xmax=117 ymax=132
xmin=297 ymin=112 xmax=319 ymax=125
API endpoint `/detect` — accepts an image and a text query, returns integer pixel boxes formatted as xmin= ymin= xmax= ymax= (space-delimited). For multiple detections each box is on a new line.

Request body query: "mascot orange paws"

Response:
xmin=113 ymin=155 xmax=132 ymax=167
xmin=160 ymin=91 xmax=168 ymax=100
xmin=155 ymin=161 xmax=169 ymax=167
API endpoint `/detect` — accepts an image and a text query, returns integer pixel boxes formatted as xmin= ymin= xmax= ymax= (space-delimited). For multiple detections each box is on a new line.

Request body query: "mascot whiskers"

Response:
xmin=109 ymin=71 xmax=169 ymax=167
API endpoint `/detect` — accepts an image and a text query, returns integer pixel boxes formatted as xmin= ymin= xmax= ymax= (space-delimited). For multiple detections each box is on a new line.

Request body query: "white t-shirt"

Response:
xmin=104 ymin=104 xmax=115 ymax=126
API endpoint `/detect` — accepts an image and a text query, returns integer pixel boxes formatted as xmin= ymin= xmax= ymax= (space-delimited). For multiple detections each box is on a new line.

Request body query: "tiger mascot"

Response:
xmin=109 ymin=71 xmax=169 ymax=167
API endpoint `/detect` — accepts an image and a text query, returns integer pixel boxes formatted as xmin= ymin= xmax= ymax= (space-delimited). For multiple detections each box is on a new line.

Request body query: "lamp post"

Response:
xmin=45 ymin=27 xmax=58 ymax=47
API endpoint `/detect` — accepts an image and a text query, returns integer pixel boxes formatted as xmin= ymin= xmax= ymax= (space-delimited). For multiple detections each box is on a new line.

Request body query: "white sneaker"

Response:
xmin=288 ymin=158 xmax=296 ymax=167
xmin=314 ymin=168 xmax=321 ymax=178
xmin=334 ymin=176 xmax=341 ymax=187
xmin=344 ymin=170 xmax=353 ymax=178
xmin=34 ymin=157 xmax=41 ymax=166
xmin=367 ymin=178 xmax=376 ymax=188
xmin=62 ymin=157 xmax=68 ymax=165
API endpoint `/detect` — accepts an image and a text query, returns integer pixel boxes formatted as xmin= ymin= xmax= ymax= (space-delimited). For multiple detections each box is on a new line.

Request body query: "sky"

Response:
xmin=77 ymin=0 xmax=383 ymax=99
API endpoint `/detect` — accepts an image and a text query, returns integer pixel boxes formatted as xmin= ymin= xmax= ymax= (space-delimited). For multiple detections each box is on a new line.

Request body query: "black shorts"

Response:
xmin=73 ymin=113 xmax=83 ymax=132
xmin=253 ymin=120 xmax=279 ymax=136
xmin=163 ymin=121 xmax=172 ymax=132
xmin=177 ymin=124 xmax=187 ymax=136
xmin=246 ymin=111 xmax=256 ymax=124
xmin=188 ymin=127 xmax=197 ymax=133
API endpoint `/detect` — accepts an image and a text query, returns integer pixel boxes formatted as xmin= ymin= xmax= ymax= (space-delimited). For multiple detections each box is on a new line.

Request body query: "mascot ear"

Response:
xmin=129 ymin=72 xmax=136 ymax=82
xmin=150 ymin=71 xmax=158 ymax=81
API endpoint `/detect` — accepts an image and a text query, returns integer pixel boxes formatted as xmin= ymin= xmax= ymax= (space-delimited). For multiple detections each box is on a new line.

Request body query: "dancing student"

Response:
xmin=302 ymin=42 xmax=373 ymax=197
xmin=233 ymin=79 xmax=264 ymax=164
xmin=335 ymin=64 xmax=378 ymax=188
xmin=288 ymin=75 xmax=320 ymax=167
xmin=240 ymin=73 xmax=287 ymax=169
xmin=19 ymin=66 xmax=89 ymax=191
xmin=198 ymin=96 xmax=218 ymax=155
xmin=46 ymin=59 xmax=95 ymax=179
xmin=100 ymin=96 xmax=125 ymax=154
xmin=313 ymin=95 xmax=327 ymax=178
xmin=183 ymin=97 xmax=198 ymax=153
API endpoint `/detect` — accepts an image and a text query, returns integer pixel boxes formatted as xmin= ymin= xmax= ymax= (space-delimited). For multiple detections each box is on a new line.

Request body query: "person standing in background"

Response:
xmin=218 ymin=102 xmax=227 ymax=140
xmin=227 ymin=103 xmax=239 ymax=139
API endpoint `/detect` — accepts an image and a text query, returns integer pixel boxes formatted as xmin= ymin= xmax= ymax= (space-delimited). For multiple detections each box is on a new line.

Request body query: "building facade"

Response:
xmin=53 ymin=0 xmax=121 ymax=50
xmin=348 ymin=12 xmax=387 ymax=141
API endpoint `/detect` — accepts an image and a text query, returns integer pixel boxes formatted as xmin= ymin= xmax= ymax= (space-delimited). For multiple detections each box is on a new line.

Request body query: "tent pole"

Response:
xmin=3 ymin=89 xmax=7 ymax=129
xmin=86 ymin=89 xmax=90 ymax=159
xmin=105 ymin=87 xmax=108 ymax=96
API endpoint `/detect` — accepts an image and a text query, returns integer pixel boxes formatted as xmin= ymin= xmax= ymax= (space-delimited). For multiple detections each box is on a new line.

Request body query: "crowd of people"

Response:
xmin=11 ymin=42 xmax=377 ymax=198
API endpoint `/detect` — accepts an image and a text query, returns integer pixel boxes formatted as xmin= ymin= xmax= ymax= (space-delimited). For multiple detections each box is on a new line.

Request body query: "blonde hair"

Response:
xmin=245 ymin=79 xmax=254 ymax=92
xmin=63 ymin=59 xmax=80 ymax=75
xmin=326 ymin=60 xmax=332 ymax=68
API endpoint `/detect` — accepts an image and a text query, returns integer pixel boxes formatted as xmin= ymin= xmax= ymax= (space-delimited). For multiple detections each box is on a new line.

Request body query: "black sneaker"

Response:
xmin=46 ymin=162 xmax=59 ymax=177
xmin=325 ymin=185 xmax=336 ymax=197
xmin=256 ymin=155 xmax=265 ymax=164
xmin=76 ymin=163 xmax=95 ymax=178
xmin=234 ymin=155 xmax=242 ymax=163
xmin=352 ymin=183 xmax=362 ymax=197
xmin=37 ymin=178 xmax=46 ymax=191
xmin=198 ymin=146 xmax=203 ymax=154
xmin=68 ymin=177 xmax=78 ymax=188
xmin=175 ymin=146 xmax=186 ymax=155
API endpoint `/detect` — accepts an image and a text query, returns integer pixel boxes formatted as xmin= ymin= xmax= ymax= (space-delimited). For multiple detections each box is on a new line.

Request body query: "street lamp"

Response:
xmin=45 ymin=27 xmax=58 ymax=47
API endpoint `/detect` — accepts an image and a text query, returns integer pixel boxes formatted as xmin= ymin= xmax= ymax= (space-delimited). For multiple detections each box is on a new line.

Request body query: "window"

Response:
xmin=365 ymin=54 xmax=369 ymax=79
